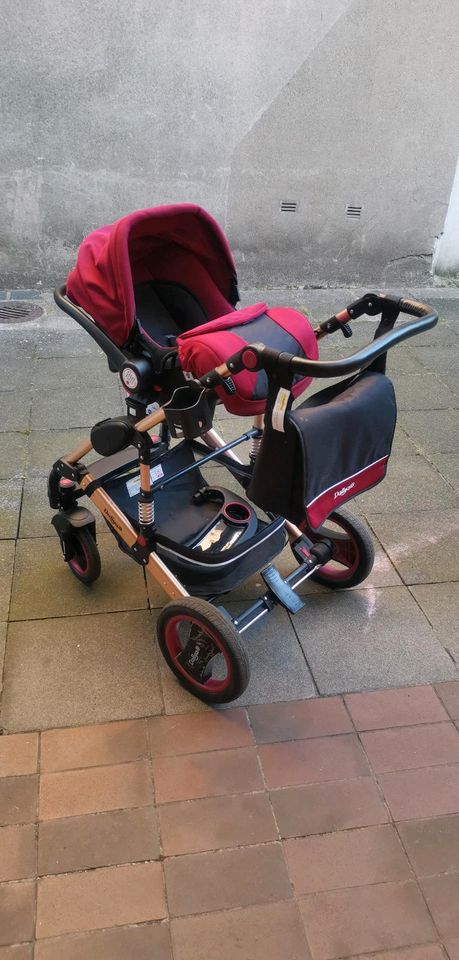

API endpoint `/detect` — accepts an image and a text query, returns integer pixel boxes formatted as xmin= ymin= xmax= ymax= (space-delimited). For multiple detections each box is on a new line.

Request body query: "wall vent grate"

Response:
xmin=346 ymin=204 xmax=362 ymax=219
xmin=280 ymin=200 xmax=298 ymax=213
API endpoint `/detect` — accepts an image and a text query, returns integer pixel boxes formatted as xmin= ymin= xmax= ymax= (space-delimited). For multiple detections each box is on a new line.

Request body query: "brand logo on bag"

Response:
xmin=334 ymin=481 xmax=355 ymax=500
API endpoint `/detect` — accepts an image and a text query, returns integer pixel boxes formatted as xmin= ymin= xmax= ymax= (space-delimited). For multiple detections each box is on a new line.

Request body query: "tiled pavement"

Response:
xmin=0 ymin=288 xmax=458 ymax=958
xmin=0 ymin=287 xmax=458 ymax=728
xmin=0 ymin=683 xmax=458 ymax=958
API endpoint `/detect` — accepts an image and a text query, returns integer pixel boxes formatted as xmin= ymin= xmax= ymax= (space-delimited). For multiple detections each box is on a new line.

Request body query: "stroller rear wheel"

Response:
xmin=157 ymin=598 xmax=250 ymax=704
xmin=298 ymin=508 xmax=375 ymax=589
xmin=65 ymin=528 xmax=101 ymax=585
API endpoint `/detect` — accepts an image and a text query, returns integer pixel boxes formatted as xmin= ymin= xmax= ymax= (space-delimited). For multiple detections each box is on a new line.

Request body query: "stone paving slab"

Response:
xmin=357 ymin=457 xmax=459 ymax=514
xmin=0 ymin=479 xmax=23 ymax=539
xmin=399 ymin=410 xmax=459 ymax=456
xmin=0 ymin=395 xmax=30 ymax=433
xmin=0 ymin=542 xmax=15 ymax=622
xmin=30 ymin=386 xmax=122 ymax=431
xmin=0 ymin=433 xmax=28 ymax=481
xmin=367 ymin=510 xmax=459 ymax=586
xmin=9 ymin=534 xmax=148 ymax=622
xmin=1 ymin=611 xmax=162 ymax=731
xmin=435 ymin=455 xmax=459 ymax=493
xmin=394 ymin=372 xmax=458 ymax=411
xmin=0 ymin=681 xmax=457 ymax=958
xmin=410 ymin=583 xmax=459 ymax=662
xmin=292 ymin=586 xmax=457 ymax=694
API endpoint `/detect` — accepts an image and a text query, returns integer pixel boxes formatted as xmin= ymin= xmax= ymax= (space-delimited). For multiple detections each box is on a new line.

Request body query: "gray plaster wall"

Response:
xmin=1 ymin=0 xmax=458 ymax=287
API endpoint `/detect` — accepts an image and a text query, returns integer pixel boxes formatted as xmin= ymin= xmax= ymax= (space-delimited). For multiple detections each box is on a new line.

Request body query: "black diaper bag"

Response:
xmin=248 ymin=371 xmax=397 ymax=530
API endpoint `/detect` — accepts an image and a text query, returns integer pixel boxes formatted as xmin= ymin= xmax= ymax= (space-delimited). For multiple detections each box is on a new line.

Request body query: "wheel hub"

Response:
xmin=176 ymin=625 xmax=219 ymax=683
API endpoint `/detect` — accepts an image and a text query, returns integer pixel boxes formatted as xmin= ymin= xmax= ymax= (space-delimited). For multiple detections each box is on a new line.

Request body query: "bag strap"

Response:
xmin=368 ymin=302 xmax=400 ymax=374
xmin=265 ymin=370 xmax=295 ymax=434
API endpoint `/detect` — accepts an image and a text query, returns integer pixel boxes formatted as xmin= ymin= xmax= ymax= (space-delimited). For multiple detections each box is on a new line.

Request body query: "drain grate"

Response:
xmin=0 ymin=302 xmax=43 ymax=324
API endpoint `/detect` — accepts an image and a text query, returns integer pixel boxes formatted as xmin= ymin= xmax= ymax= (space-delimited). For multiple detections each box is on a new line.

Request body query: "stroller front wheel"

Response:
xmin=65 ymin=528 xmax=101 ymax=585
xmin=298 ymin=508 xmax=375 ymax=589
xmin=156 ymin=598 xmax=250 ymax=704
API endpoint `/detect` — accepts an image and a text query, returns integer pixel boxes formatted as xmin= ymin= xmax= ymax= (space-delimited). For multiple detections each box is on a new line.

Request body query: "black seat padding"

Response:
xmin=134 ymin=281 xmax=208 ymax=347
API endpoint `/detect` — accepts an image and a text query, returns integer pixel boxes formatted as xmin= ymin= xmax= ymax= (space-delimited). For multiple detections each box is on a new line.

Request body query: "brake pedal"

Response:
xmin=261 ymin=565 xmax=304 ymax=613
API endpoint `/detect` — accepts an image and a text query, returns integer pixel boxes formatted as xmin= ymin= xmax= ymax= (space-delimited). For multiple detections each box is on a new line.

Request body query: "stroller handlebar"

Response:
xmin=207 ymin=293 xmax=438 ymax=383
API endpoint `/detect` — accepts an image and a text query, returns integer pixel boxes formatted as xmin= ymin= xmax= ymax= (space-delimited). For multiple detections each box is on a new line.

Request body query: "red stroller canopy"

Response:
xmin=66 ymin=204 xmax=238 ymax=347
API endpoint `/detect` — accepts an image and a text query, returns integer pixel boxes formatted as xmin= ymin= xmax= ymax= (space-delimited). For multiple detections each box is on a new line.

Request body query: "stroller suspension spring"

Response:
xmin=138 ymin=495 xmax=155 ymax=527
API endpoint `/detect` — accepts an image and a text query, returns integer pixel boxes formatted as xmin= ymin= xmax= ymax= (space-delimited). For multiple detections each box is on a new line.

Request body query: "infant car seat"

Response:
xmin=65 ymin=204 xmax=318 ymax=414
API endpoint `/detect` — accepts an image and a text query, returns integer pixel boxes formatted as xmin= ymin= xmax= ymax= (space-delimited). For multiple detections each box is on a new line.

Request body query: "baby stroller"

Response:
xmin=50 ymin=204 xmax=437 ymax=703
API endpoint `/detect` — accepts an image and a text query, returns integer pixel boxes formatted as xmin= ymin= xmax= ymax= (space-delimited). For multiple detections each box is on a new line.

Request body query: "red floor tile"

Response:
xmin=0 ymin=734 xmax=39 ymax=778
xmin=361 ymin=723 xmax=459 ymax=773
xmin=159 ymin=792 xmax=277 ymax=856
xmin=435 ymin=682 xmax=459 ymax=721
xmin=152 ymin=747 xmax=263 ymax=804
xmin=147 ymin=709 xmax=253 ymax=757
xmin=345 ymin=687 xmax=448 ymax=731
xmin=39 ymin=761 xmax=154 ymax=820
xmin=36 ymin=862 xmax=166 ymax=939
xmin=378 ymin=765 xmax=459 ymax=820
xmin=445 ymin=939 xmax=459 ymax=960
xmin=0 ymin=777 xmax=38 ymax=827
xmin=271 ymin=777 xmax=388 ymax=838
xmin=38 ymin=806 xmax=160 ymax=874
xmin=259 ymin=734 xmax=369 ymax=789
xmin=0 ymin=945 xmax=34 ymax=959
xmin=420 ymin=875 xmax=459 ymax=939
xmin=40 ymin=719 xmax=147 ymax=772
xmin=299 ymin=881 xmax=436 ymax=959
xmin=34 ymin=922 xmax=172 ymax=960
xmin=0 ymin=880 xmax=35 ymax=948
xmin=164 ymin=843 xmax=291 ymax=917
xmin=284 ymin=824 xmax=411 ymax=894
xmin=171 ymin=900 xmax=310 ymax=960
xmin=346 ymin=946 xmax=446 ymax=960
xmin=397 ymin=815 xmax=459 ymax=876
xmin=248 ymin=698 xmax=352 ymax=744
xmin=0 ymin=824 xmax=36 ymax=882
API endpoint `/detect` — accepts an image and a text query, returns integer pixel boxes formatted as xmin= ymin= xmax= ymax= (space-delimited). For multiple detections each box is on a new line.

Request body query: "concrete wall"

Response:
xmin=1 ymin=0 xmax=458 ymax=287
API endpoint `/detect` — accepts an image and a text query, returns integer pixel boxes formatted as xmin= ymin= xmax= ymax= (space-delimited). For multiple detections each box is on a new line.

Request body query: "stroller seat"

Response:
xmin=134 ymin=283 xmax=203 ymax=347
xmin=63 ymin=204 xmax=318 ymax=416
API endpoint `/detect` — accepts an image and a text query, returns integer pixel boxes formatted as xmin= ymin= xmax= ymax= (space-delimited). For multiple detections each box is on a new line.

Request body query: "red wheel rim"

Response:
xmin=69 ymin=538 xmax=90 ymax=577
xmin=301 ymin=520 xmax=360 ymax=581
xmin=164 ymin=615 xmax=232 ymax=693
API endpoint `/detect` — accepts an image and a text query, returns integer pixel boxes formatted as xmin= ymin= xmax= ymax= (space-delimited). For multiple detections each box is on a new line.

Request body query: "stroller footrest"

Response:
xmin=261 ymin=565 xmax=304 ymax=613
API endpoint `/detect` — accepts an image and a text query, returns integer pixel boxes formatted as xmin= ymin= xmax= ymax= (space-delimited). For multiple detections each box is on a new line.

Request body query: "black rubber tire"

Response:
xmin=157 ymin=597 xmax=250 ymax=704
xmin=299 ymin=508 xmax=375 ymax=589
xmin=66 ymin=528 xmax=101 ymax=585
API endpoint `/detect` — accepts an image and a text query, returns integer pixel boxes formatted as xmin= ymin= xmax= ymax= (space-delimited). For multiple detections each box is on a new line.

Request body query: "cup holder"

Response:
xmin=164 ymin=384 xmax=216 ymax=439
xmin=222 ymin=502 xmax=253 ymax=525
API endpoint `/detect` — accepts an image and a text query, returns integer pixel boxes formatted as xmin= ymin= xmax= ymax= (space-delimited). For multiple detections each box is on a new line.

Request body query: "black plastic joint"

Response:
xmin=309 ymin=539 xmax=334 ymax=565
xmin=52 ymin=459 xmax=84 ymax=483
xmin=134 ymin=431 xmax=153 ymax=464
xmin=131 ymin=539 xmax=153 ymax=565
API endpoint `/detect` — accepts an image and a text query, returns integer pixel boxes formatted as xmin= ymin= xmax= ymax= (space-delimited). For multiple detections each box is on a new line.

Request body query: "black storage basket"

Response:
xmin=248 ymin=371 xmax=397 ymax=530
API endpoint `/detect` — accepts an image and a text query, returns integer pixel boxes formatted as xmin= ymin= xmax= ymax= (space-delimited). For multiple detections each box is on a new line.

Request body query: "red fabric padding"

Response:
xmin=179 ymin=329 xmax=261 ymax=416
xmin=305 ymin=456 xmax=389 ymax=530
xmin=178 ymin=302 xmax=267 ymax=338
xmin=265 ymin=307 xmax=318 ymax=398
xmin=66 ymin=205 xmax=237 ymax=347
xmin=177 ymin=305 xmax=318 ymax=416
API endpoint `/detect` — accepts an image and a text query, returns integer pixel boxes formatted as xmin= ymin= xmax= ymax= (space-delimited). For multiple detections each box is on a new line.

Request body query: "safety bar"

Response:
xmin=54 ymin=286 xmax=128 ymax=372
xmin=201 ymin=293 xmax=438 ymax=383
